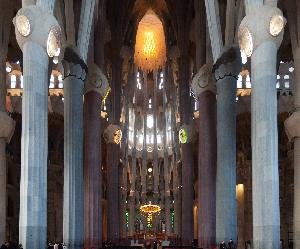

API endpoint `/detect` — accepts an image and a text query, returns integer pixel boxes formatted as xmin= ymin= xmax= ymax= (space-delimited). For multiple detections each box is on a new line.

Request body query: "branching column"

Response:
xmin=240 ymin=4 xmax=284 ymax=249
xmin=214 ymin=47 xmax=241 ymax=244
xmin=83 ymin=0 xmax=106 ymax=246
xmin=192 ymin=64 xmax=216 ymax=249
xmin=14 ymin=4 xmax=59 ymax=248
xmin=84 ymin=64 xmax=108 ymax=248
xmin=62 ymin=47 xmax=87 ymax=249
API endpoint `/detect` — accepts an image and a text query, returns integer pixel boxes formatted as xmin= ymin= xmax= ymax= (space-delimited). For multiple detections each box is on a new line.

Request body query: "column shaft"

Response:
xmin=84 ymin=91 xmax=102 ymax=248
xmin=0 ymin=57 xmax=7 ymax=244
xmin=165 ymin=196 xmax=171 ymax=235
xmin=0 ymin=138 xmax=6 ymax=243
xmin=294 ymin=138 xmax=300 ymax=249
xmin=198 ymin=91 xmax=217 ymax=249
xmin=19 ymin=41 xmax=48 ymax=249
xmin=181 ymin=143 xmax=194 ymax=244
xmin=216 ymin=75 xmax=237 ymax=243
xmin=63 ymin=76 xmax=84 ymax=249
xmin=292 ymin=48 xmax=300 ymax=249
xmin=129 ymin=196 xmax=135 ymax=236
xmin=251 ymin=42 xmax=279 ymax=249
xmin=106 ymin=143 xmax=120 ymax=242
xmin=174 ymin=190 xmax=181 ymax=237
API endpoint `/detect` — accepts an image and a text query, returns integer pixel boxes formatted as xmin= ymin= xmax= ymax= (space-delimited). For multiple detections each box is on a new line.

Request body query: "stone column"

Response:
xmin=192 ymin=64 xmax=217 ymax=249
xmin=239 ymin=5 xmax=284 ymax=249
xmin=214 ymin=47 xmax=241 ymax=244
xmin=84 ymin=64 xmax=109 ymax=248
xmin=62 ymin=47 xmax=87 ymax=249
xmin=173 ymin=169 xmax=182 ymax=238
xmin=129 ymin=107 xmax=137 ymax=236
xmin=0 ymin=5 xmax=15 ymax=243
xmin=104 ymin=124 xmax=122 ymax=242
xmin=286 ymin=49 xmax=300 ymax=249
xmin=119 ymin=165 xmax=127 ymax=238
xmin=128 ymin=194 xmax=136 ymax=236
xmin=179 ymin=125 xmax=194 ymax=245
xmin=13 ymin=5 xmax=60 ymax=249
xmin=285 ymin=3 xmax=300 ymax=246
xmin=178 ymin=46 xmax=194 ymax=245
xmin=165 ymin=194 xmax=171 ymax=235
xmin=0 ymin=112 xmax=15 ymax=244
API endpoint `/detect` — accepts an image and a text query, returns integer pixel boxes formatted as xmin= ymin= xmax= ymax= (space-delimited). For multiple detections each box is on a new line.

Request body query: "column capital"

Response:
xmin=103 ymin=124 xmax=122 ymax=145
xmin=239 ymin=5 xmax=285 ymax=57
xmin=0 ymin=112 xmax=15 ymax=143
xmin=60 ymin=46 xmax=88 ymax=81
xmin=285 ymin=110 xmax=300 ymax=141
xmin=213 ymin=46 xmax=242 ymax=81
xmin=13 ymin=5 xmax=61 ymax=57
xmin=84 ymin=64 xmax=110 ymax=98
xmin=191 ymin=64 xmax=215 ymax=97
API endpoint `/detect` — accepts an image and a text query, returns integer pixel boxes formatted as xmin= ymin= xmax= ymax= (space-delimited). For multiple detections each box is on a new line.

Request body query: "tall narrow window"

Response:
xmin=49 ymin=74 xmax=55 ymax=88
xmin=58 ymin=74 xmax=63 ymax=88
xmin=20 ymin=75 xmax=23 ymax=88
xmin=11 ymin=75 xmax=16 ymax=88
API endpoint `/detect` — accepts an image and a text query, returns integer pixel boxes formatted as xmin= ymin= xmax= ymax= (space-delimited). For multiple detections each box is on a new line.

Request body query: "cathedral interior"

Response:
xmin=0 ymin=0 xmax=299 ymax=249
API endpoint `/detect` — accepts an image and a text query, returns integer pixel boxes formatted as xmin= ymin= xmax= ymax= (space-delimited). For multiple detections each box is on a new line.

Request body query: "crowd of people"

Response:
xmin=47 ymin=243 xmax=67 ymax=249
xmin=0 ymin=242 xmax=22 ymax=249
xmin=218 ymin=239 xmax=236 ymax=249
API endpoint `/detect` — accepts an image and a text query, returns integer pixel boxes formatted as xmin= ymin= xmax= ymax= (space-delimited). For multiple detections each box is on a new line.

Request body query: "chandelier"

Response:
xmin=134 ymin=10 xmax=166 ymax=72
xmin=140 ymin=202 xmax=161 ymax=228
xmin=140 ymin=203 xmax=161 ymax=214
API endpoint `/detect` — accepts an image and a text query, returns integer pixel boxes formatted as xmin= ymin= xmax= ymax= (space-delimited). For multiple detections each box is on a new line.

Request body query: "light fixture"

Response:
xmin=134 ymin=10 xmax=166 ymax=72
xmin=269 ymin=15 xmax=284 ymax=37
xmin=238 ymin=26 xmax=253 ymax=57
xmin=6 ymin=66 xmax=12 ymax=73
xmin=140 ymin=203 xmax=161 ymax=214
xmin=113 ymin=129 xmax=122 ymax=145
xmin=47 ymin=26 xmax=61 ymax=57
xmin=15 ymin=15 xmax=31 ymax=37
xmin=53 ymin=56 xmax=59 ymax=64
xmin=148 ymin=167 xmax=153 ymax=173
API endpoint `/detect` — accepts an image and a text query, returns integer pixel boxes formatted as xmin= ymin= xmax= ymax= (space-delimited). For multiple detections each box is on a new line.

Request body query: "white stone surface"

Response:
xmin=19 ymin=41 xmax=49 ymax=249
xmin=63 ymin=75 xmax=84 ymax=249
xmin=251 ymin=42 xmax=280 ymax=249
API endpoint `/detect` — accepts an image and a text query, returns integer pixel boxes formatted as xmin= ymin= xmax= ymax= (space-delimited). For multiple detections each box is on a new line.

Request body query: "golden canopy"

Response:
xmin=134 ymin=10 xmax=166 ymax=72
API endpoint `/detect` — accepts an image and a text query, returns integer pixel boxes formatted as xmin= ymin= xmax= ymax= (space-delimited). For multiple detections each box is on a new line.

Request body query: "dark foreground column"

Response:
xmin=192 ymin=64 xmax=217 ymax=249
xmin=84 ymin=64 xmax=109 ymax=248
xmin=62 ymin=47 xmax=87 ymax=249
xmin=104 ymin=124 xmax=122 ymax=243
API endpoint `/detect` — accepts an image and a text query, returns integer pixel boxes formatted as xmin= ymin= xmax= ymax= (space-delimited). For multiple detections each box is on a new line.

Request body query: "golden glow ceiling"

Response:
xmin=134 ymin=10 xmax=166 ymax=72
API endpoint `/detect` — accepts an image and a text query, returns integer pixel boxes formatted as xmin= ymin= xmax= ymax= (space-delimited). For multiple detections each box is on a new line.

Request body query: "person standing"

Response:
xmin=219 ymin=241 xmax=227 ymax=249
